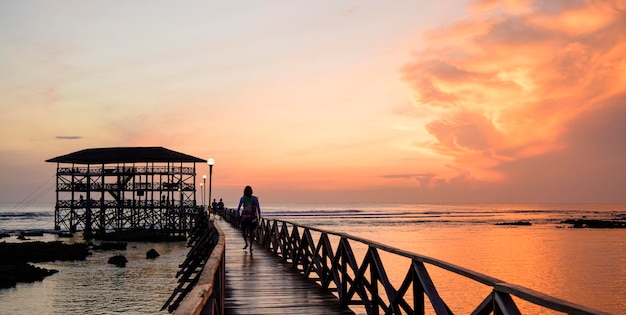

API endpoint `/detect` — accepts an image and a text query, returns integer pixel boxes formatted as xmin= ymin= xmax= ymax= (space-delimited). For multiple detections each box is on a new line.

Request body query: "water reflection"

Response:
xmin=0 ymin=242 xmax=187 ymax=314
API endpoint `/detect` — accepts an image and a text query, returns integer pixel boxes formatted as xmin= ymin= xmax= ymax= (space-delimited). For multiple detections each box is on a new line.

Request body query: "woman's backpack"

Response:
xmin=241 ymin=199 xmax=257 ymax=221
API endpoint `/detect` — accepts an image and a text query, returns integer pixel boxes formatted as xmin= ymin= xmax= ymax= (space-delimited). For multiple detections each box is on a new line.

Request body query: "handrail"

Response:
xmin=223 ymin=209 xmax=610 ymax=315
xmin=173 ymin=220 xmax=225 ymax=315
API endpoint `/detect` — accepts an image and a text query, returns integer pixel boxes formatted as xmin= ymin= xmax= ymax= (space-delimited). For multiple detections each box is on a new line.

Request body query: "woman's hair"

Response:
xmin=243 ymin=186 xmax=253 ymax=198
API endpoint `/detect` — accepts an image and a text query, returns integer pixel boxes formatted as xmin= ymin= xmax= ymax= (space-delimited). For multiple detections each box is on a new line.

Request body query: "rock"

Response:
xmin=561 ymin=219 xmax=626 ymax=228
xmin=94 ymin=229 xmax=185 ymax=242
xmin=0 ymin=241 xmax=88 ymax=288
xmin=92 ymin=242 xmax=127 ymax=251
xmin=495 ymin=221 xmax=532 ymax=226
xmin=19 ymin=230 xmax=44 ymax=237
xmin=0 ymin=263 xmax=58 ymax=289
xmin=146 ymin=248 xmax=160 ymax=259
xmin=0 ymin=241 xmax=90 ymax=264
xmin=108 ymin=255 xmax=128 ymax=267
xmin=0 ymin=273 xmax=16 ymax=289
xmin=57 ymin=232 xmax=73 ymax=238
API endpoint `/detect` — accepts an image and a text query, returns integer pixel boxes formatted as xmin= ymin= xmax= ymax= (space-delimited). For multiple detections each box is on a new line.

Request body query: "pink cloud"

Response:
xmin=401 ymin=0 xmax=626 ymax=201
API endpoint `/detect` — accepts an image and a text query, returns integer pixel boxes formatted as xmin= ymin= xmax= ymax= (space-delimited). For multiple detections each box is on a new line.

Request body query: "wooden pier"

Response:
xmin=166 ymin=213 xmax=354 ymax=315
xmin=168 ymin=211 xmax=611 ymax=315
xmin=221 ymin=217 xmax=354 ymax=314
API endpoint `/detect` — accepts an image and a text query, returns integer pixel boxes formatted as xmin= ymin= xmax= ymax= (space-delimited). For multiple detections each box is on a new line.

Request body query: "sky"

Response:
xmin=1 ymin=0 xmax=625 ymax=205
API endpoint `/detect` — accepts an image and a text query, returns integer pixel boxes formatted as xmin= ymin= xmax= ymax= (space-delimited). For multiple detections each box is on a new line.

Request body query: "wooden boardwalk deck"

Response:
xmin=217 ymin=218 xmax=355 ymax=315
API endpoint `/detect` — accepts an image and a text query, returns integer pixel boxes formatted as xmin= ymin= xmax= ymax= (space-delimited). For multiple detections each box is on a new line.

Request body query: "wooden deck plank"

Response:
xmin=218 ymin=219 xmax=354 ymax=315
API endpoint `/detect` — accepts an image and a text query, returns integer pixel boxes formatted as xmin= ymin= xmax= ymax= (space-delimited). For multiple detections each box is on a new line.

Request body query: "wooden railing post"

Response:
xmin=340 ymin=236 xmax=349 ymax=307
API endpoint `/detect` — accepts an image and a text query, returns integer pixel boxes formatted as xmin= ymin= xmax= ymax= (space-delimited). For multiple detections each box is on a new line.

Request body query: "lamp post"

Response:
xmin=200 ymin=182 xmax=204 ymax=209
xmin=202 ymin=175 xmax=207 ymax=211
xmin=207 ymin=158 xmax=214 ymax=217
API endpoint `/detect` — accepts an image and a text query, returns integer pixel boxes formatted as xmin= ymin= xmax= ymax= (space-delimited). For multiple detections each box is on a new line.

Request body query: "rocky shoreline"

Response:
xmin=0 ymin=230 xmax=176 ymax=289
xmin=0 ymin=241 xmax=90 ymax=289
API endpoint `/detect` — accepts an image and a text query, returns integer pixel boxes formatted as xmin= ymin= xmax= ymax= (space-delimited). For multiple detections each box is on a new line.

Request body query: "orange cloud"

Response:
xmin=402 ymin=0 xmax=626 ymax=187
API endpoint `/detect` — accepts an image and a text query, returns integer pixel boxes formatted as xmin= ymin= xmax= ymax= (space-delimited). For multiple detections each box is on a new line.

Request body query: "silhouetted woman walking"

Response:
xmin=236 ymin=185 xmax=261 ymax=252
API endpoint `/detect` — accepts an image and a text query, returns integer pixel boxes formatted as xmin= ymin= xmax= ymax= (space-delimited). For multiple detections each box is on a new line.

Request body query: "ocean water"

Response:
xmin=264 ymin=203 xmax=626 ymax=314
xmin=1 ymin=202 xmax=625 ymax=314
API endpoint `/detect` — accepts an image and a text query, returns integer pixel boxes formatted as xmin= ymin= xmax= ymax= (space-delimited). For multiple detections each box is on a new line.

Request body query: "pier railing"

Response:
xmin=163 ymin=214 xmax=225 ymax=315
xmin=223 ymin=209 xmax=608 ymax=315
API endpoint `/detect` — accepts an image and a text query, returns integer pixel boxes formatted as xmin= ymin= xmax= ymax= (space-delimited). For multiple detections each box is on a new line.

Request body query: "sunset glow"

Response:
xmin=1 ymin=0 xmax=624 ymax=203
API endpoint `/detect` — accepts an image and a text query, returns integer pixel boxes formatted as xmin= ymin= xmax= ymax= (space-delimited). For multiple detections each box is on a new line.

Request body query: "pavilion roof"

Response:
xmin=46 ymin=147 xmax=206 ymax=164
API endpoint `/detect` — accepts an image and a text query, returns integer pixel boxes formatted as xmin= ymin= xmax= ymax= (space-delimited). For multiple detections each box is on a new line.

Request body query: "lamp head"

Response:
xmin=208 ymin=158 xmax=215 ymax=166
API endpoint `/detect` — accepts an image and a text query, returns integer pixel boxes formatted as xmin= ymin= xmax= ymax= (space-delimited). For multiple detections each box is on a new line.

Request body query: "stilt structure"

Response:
xmin=46 ymin=147 xmax=206 ymax=237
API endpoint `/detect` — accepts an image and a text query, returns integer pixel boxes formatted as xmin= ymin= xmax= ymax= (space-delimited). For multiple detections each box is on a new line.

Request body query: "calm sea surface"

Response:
xmin=0 ymin=202 xmax=624 ymax=314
